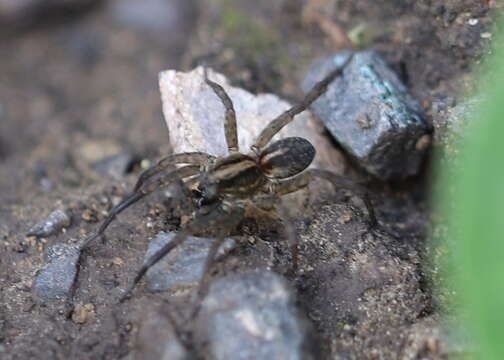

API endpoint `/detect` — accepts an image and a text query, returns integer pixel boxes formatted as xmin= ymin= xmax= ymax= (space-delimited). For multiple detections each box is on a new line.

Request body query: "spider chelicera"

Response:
xmin=78 ymin=54 xmax=375 ymax=302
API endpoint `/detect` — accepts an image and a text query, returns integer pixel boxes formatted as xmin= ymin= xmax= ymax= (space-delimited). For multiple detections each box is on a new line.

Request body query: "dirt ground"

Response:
xmin=0 ymin=0 xmax=496 ymax=359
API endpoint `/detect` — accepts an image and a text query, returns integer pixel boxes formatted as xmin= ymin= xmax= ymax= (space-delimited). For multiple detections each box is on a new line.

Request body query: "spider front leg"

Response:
xmin=133 ymin=152 xmax=214 ymax=192
xmin=189 ymin=231 xmax=227 ymax=320
xmin=253 ymin=54 xmax=354 ymax=151
xmin=80 ymin=165 xmax=200 ymax=249
xmin=204 ymin=67 xmax=239 ymax=153
xmin=119 ymin=228 xmax=192 ymax=302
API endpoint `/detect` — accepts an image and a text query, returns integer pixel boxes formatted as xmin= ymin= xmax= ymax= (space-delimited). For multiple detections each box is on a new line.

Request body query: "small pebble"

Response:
xmin=111 ymin=257 xmax=124 ymax=266
xmin=81 ymin=208 xmax=98 ymax=222
xmin=11 ymin=239 xmax=28 ymax=253
xmin=27 ymin=209 xmax=71 ymax=238
xmin=337 ymin=212 xmax=353 ymax=224
xmin=32 ymin=243 xmax=81 ymax=302
xmin=72 ymin=303 xmax=96 ymax=324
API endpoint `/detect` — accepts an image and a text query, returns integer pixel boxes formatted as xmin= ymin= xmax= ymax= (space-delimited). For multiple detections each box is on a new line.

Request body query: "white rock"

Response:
xmin=159 ymin=67 xmax=344 ymax=172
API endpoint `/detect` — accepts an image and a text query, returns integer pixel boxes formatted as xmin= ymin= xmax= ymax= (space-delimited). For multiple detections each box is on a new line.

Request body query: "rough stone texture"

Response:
xmin=144 ymin=232 xmax=236 ymax=293
xmin=26 ymin=208 xmax=71 ymax=238
xmin=159 ymin=67 xmax=346 ymax=173
xmin=195 ymin=270 xmax=317 ymax=360
xmin=134 ymin=303 xmax=189 ymax=360
xmin=32 ymin=243 xmax=80 ymax=301
xmin=302 ymin=50 xmax=431 ymax=180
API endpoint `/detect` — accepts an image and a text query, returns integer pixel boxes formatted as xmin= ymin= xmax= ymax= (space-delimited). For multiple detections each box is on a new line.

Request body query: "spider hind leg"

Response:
xmin=119 ymin=201 xmax=246 ymax=303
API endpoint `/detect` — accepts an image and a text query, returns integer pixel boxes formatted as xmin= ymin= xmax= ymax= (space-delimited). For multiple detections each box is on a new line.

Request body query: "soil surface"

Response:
xmin=0 ymin=0 xmax=496 ymax=359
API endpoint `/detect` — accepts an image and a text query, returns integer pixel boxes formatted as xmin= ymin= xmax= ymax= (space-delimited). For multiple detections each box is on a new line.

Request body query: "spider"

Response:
xmin=79 ymin=54 xmax=376 ymax=302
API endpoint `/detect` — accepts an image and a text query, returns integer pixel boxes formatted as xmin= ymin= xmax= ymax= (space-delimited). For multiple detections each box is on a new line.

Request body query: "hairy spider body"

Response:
xmin=78 ymin=54 xmax=374 ymax=302
xmin=198 ymin=137 xmax=315 ymax=204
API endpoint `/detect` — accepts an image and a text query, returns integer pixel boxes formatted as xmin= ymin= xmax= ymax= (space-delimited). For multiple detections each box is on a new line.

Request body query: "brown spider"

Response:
xmin=80 ymin=54 xmax=375 ymax=302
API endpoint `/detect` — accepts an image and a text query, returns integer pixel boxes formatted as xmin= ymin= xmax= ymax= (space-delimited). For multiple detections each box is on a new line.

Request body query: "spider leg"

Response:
xmin=204 ymin=67 xmax=239 ymax=153
xmin=275 ymin=202 xmax=299 ymax=272
xmin=79 ymin=192 xmax=145 ymax=249
xmin=119 ymin=229 xmax=191 ymax=302
xmin=120 ymin=201 xmax=246 ymax=303
xmin=253 ymin=54 xmax=353 ymax=151
xmin=272 ymin=169 xmax=377 ymax=229
xmin=80 ymin=165 xmax=200 ymax=250
xmin=189 ymin=232 xmax=226 ymax=320
xmin=133 ymin=152 xmax=214 ymax=192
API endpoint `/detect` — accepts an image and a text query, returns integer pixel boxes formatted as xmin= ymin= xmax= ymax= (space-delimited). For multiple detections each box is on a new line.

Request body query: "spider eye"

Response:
xmin=260 ymin=137 xmax=316 ymax=179
xmin=198 ymin=180 xmax=219 ymax=205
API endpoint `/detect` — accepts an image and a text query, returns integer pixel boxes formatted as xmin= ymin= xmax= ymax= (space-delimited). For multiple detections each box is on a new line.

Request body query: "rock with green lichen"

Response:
xmin=302 ymin=50 xmax=432 ymax=180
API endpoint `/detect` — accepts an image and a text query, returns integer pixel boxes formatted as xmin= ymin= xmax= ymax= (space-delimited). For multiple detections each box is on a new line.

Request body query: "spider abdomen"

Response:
xmin=260 ymin=137 xmax=316 ymax=179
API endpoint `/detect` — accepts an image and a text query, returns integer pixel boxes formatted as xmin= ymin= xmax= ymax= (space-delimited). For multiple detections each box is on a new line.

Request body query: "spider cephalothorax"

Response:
xmin=79 ymin=54 xmax=375 ymax=302
xmin=197 ymin=137 xmax=315 ymax=204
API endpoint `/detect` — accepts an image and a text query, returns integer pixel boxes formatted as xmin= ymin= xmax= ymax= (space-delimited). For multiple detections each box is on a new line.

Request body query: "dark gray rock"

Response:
xmin=302 ymin=50 xmax=431 ymax=180
xmin=32 ymin=243 xmax=81 ymax=301
xmin=26 ymin=209 xmax=71 ymax=238
xmin=195 ymin=270 xmax=317 ymax=360
xmin=144 ymin=232 xmax=236 ymax=292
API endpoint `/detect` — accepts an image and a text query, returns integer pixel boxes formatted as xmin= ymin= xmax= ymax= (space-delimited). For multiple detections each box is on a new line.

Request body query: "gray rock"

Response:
xmin=195 ymin=270 xmax=316 ymax=360
xmin=159 ymin=67 xmax=346 ymax=173
xmin=302 ymin=50 xmax=431 ymax=180
xmin=144 ymin=232 xmax=236 ymax=293
xmin=92 ymin=152 xmax=135 ymax=179
xmin=73 ymin=139 xmax=134 ymax=180
xmin=27 ymin=209 xmax=71 ymax=238
xmin=32 ymin=243 xmax=81 ymax=301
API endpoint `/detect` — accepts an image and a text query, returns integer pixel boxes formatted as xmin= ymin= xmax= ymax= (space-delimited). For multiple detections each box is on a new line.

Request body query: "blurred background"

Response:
xmin=0 ymin=0 xmax=492 ymax=205
xmin=0 ymin=1 xmax=499 ymax=359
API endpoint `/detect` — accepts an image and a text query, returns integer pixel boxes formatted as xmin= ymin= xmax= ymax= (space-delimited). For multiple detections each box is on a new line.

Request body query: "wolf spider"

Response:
xmin=80 ymin=54 xmax=375 ymax=302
